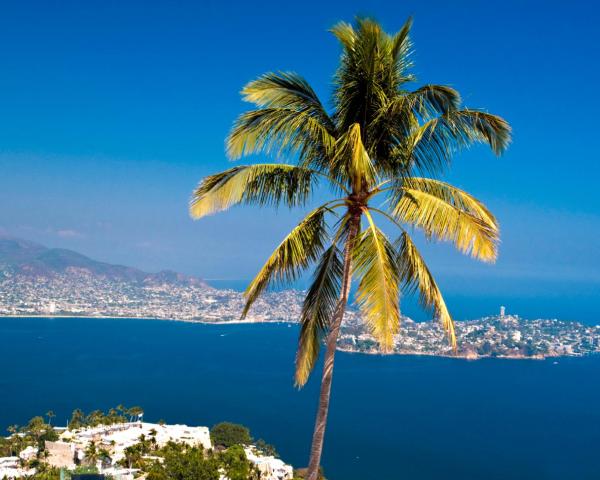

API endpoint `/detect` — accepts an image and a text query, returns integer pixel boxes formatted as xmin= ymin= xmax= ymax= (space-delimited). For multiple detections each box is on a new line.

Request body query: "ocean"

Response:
xmin=1 ymin=316 xmax=599 ymax=480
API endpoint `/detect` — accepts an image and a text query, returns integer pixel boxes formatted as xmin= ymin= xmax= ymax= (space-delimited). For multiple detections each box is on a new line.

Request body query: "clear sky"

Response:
xmin=1 ymin=0 xmax=599 ymax=309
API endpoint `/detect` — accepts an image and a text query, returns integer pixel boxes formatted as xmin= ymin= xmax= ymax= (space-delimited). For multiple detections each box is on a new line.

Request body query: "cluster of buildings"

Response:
xmin=0 ymin=421 xmax=293 ymax=480
xmin=338 ymin=308 xmax=600 ymax=359
xmin=2 ymin=269 xmax=599 ymax=360
xmin=0 ymin=448 xmax=37 ymax=479
xmin=0 ymin=270 xmax=302 ymax=323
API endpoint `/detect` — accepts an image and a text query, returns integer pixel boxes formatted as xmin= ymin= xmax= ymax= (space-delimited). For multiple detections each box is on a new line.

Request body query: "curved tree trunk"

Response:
xmin=306 ymin=215 xmax=360 ymax=480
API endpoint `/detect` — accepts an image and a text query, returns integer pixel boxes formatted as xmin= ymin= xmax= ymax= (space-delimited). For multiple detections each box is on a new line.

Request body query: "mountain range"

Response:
xmin=0 ymin=235 xmax=206 ymax=286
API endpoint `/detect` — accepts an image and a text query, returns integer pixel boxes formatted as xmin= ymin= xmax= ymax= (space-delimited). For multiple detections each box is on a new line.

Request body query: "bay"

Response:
xmin=1 ymin=316 xmax=599 ymax=480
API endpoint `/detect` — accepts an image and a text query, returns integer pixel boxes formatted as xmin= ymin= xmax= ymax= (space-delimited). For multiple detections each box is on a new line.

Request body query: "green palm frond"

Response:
xmin=369 ymin=85 xmax=459 ymax=175
xmin=333 ymin=19 xmax=404 ymax=137
xmin=409 ymin=85 xmax=461 ymax=117
xmin=227 ymin=108 xmax=336 ymax=162
xmin=390 ymin=16 xmax=413 ymax=75
xmin=295 ymin=244 xmax=344 ymax=387
xmin=241 ymin=71 xmax=336 ymax=134
xmin=397 ymin=232 xmax=456 ymax=348
xmin=407 ymin=109 xmax=511 ymax=174
xmin=392 ymin=181 xmax=499 ymax=262
xmin=242 ymin=206 xmax=331 ymax=318
xmin=380 ymin=85 xmax=460 ymax=126
xmin=353 ymin=211 xmax=401 ymax=350
xmin=190 ymin=164 xmax=316 ymax=219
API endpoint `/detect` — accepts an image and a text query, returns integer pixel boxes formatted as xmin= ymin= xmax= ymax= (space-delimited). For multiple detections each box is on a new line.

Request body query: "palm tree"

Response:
xmin=45 ymin=411 xmax=55 ymax=427
xmin=190 ymin=17 xmax=510 ymax=480
xmin=98 ymin=448 xmax=112 ymax=469
xmin=129 ymin=406 xmax=144 ymax=424
xmin=7 ymin=425 xmax=21 ymax=456
xmin=84 ymin=440 xmax=99 ymax=467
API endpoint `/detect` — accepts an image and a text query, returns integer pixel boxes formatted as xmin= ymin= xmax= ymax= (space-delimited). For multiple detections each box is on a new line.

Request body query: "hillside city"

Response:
xmin=1 ymin=269 xmax=599 ymax=360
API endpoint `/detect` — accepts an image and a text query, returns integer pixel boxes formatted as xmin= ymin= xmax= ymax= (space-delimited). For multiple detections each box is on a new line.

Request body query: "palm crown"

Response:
xmin=190 ymin=18 xmax=510 ymax=387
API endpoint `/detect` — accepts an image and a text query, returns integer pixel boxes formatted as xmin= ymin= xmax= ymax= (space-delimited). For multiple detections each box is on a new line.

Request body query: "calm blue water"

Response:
xmin=1 ymin=316 xmax=600 ymax=480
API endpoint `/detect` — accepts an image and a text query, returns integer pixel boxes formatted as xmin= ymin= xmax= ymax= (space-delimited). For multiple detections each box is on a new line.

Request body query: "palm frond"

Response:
xmin=390 ymin=16 xmax=413 ymax=75
xmin=368 ymin=85 xmax=459 ymax=175
xmin=295 ymin=245 xmax=344 ymax=387
xmin=391 ymin=181 xmax=499 ymax=262
xmin=227 ymin=108 xmax=336 ymax=163
xmin=190 ymin=164 xmax=316 ymax=219
xmin=332 ymin=123 xmax=377 ymax=191
xmin=397 ymin=232 xmax=456 ymax=348
xmin=403 ymin=177 xmax=497 ymax=227
xmin=241 ymin=72 xmax=336 ymax=134
xmin=242 ymin=206 xmax=330 ymax=318
xmin=407 ymin=109 xmax=511 ymax=174
xmin=330 ymin=21 xmax=357 ymax=51
xmin=352 ymin=211 xmax=401 ymax=350
xmin=409 ymin=85 xmax=461 ymax=117
xmin=333 ymin=18 xmax=405 ymax=138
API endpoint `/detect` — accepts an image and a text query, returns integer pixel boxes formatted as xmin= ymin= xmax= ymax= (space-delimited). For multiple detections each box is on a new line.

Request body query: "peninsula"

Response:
xmin=2 ymin=236 xmax=599 ymax=360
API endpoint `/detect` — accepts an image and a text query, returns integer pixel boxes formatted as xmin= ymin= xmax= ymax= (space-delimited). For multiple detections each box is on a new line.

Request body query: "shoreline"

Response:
xmin=0 ymin=314 xmax=591 ymax=362
xmin=336 ymin=345 xmax=557 ymax=361
xmin=0 ymin=313 xmax=292 ymax=325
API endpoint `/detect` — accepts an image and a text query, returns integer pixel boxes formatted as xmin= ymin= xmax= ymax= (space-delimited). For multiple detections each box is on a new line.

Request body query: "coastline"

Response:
xmin=0 ymin=313 xmax=261 ymax=322
xmin=336 ymin=345 xmax=554 ymax=361
xmin=0 ymin=313 xmax=292 ymax=325
xmin=0 ymin=314 xmax=588 ymax=361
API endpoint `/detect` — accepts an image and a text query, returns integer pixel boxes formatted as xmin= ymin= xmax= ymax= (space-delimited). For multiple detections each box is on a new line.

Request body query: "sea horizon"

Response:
xmin=205 ymin=278 xmax=600 ymax=326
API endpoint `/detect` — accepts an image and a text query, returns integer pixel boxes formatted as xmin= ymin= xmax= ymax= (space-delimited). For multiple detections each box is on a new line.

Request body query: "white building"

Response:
xmin=12 ymin=421 xmax=293 ymax=480
xmin=49 ymin=422 xmax=211 ymax=470
xmin=0 ymin=457 xmax=35 ymax=479
xmin=244 ymin=448 xmax=294 ymax=480
xmin=18 ymin=446 xmax=37 ymax=462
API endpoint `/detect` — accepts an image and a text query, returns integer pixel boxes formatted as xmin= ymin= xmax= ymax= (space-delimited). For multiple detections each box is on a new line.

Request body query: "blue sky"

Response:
xmin=1 ymin=0 xmax=599 ymax=310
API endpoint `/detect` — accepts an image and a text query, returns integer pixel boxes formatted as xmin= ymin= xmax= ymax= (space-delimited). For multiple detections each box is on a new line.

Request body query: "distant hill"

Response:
xmin=0 ymin=235 xmax=206 ymax=286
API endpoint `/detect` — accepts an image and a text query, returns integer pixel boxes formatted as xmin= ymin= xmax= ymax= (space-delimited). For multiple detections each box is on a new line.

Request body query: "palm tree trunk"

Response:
xmin=306 ymin=215 xmax=360 ymax=480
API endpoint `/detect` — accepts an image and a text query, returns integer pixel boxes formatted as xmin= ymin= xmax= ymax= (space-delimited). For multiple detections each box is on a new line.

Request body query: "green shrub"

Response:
xmin=210 ymin=422 xmax=251 ymax=448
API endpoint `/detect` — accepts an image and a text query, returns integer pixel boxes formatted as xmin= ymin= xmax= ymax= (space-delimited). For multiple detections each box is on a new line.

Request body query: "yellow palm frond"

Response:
xmin=242 ymin=206 xmax=330 ymax=318
xmin=332 ymin=123 xmax=377 ymax=192
xmin=330 ymin=21 xmax=357 ymax=51
xmin=352 ymin=211 xmax=400 ymax=350
xmin=240 ymin=72 xmax=335 ymax=133
xmin=227 ymin=108 xmax=336 ymax=162
xmin=189 ymin=164 xmax=314 ymax=219
xmin=397 ymin=232 xmax=456 ymax=348
xmin=295 ymin=244 xmax=343 ymax=387
xmin=403 ymin=177 xmax=497 ymax=227
xmin=392 ymin=181 xmax=499 ymax=262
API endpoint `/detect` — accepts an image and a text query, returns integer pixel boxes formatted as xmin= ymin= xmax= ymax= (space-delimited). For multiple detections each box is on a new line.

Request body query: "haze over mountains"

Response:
xmin=0 ymin=235 xmax=206 ymax=286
